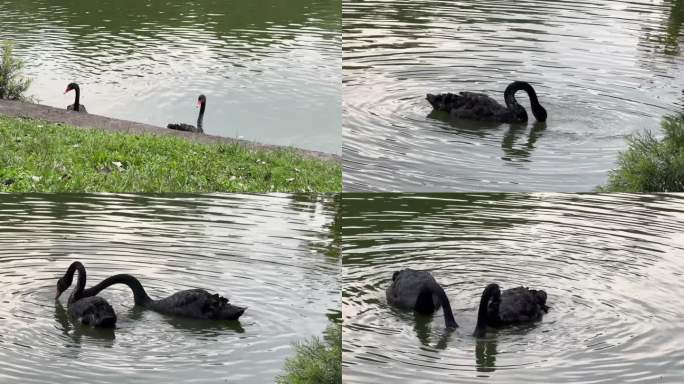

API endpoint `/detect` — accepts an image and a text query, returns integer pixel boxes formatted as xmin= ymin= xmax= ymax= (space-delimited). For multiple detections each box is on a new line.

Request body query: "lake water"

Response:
xmin=342 ymin=193 xmax=684 ymax=383
xmin=0 ymin=0 xmax=341 ymax=154
xmin=0 ymin=193 xmax=340 ymax=383
xmin=343 ymin=0 xmax=684 ymax=191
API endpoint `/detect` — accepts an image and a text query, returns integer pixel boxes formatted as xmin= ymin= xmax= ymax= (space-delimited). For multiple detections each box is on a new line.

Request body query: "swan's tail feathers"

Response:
xmin=533 ymin=289 xmax=549 ymax=312
xmin=426 ymin=93 xmax=438 ymax=107
xmin=206 ymin=293 xmax=247 ymax=320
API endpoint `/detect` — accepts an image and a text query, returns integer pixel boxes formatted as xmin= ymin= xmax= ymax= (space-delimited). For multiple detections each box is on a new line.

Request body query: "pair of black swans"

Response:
xmin=386 ymin=269 xmax=549 ymax=337
xmin=55 ymin=261 xmax=246 ymax=328
xmin=64 ymin=83 xmax=206 ymax=133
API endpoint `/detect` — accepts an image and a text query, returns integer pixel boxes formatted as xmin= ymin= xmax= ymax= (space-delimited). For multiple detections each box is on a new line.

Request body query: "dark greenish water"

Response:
xmin=342 ymin=193 xmax=684 ymax=383
xmin=0 ymin=193 xmax=340 ymax=383
xmin=0 ymin=0 xmax=341 ymax=154
xmin=343 ymin=0 xmax=684 ymax=191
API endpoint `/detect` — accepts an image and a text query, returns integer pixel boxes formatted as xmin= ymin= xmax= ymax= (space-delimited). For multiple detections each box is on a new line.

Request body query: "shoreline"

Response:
xmin=0 ymin=99 xmax=340 ymax=163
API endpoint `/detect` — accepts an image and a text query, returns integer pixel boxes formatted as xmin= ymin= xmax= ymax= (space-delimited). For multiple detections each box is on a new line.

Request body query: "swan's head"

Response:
xmin=531 ymin=103 xmax=547 ymax=122
xmin=197 ymin=94 xmax=207 ymax=107
xmin=55 ymin=277 xmax=69 ymax=300
xmin=64 ymin=82 xmax=80 ymax=94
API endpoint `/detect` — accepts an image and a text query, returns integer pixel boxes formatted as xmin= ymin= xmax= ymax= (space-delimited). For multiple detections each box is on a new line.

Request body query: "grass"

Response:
xmin=599 ymin=112 xmax=684 ymax=192
xmin=0 ymin=116 xmax=341 ymax=192
xmin=277 ymin=323 xmax=342 ymax=384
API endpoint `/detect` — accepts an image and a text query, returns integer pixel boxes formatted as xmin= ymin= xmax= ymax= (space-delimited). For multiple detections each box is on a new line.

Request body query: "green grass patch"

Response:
xmin=0 ymin=116 xmax=341 ymax=192
xmin=277 ymin=323 xmax=341 ymax=384
xmin=599 ymin=112 xmax=684 ymax=192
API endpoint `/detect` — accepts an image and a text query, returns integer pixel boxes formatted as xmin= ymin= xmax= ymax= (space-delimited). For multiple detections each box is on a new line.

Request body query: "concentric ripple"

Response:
xmin=0 ymin=0 xmax=341 ymax=153
xmin=342 ymin=193 xmax=684 ymax=383
xmin=0 ymin=193 xmax=341 ymax=384
xmin=343 ymin=0 xmax=684 ymax=191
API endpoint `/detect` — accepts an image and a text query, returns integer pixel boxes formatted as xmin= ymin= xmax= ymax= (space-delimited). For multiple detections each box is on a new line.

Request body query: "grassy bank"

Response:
xmin=599 ymin=112 xmax=684 ymax=192
xmin=0 ymin=116 xmax=341 ymax=192
xmin=277 ymin=323 xmax=342 ymax=384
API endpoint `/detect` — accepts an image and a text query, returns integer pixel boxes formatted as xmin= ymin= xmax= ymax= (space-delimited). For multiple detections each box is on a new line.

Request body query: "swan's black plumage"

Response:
xmin=55 ymin=262 xmax=117 ymax=328
xmin=64 ymin=83 xmax=87 ymax=113
xmin=427 ymin=81 xmax=547 ymax=123
xmin=81 ymin=274 xmax=246 ymax=320
xmin=386 ymin=269 xmax=458 ymax=328
xmin=474 ymin=283 xmax=548 ymax=337
xmin=168 ymin=94 xmax=206 ymax=133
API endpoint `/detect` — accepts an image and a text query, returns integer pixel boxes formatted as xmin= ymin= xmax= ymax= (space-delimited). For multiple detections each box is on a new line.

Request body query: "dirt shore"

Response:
xmin=0 ymin=99 xmax=339 ymax=163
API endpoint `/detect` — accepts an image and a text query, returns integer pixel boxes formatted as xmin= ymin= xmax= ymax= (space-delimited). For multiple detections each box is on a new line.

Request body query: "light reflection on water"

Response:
xmin=0 ymin=0 xmax=341 ymax=153
xmin=343 ymin=0 xmax=684 ymax=191
xmin=342 ymin=193 xmax=684 ymax=383
xmin=0 ymin=193 xmax=341 ymax=384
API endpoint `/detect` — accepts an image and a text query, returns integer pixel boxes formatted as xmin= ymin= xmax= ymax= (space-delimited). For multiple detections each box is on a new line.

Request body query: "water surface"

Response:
xmin=0 ymin=0 xmax=341 ymax=153
xmin=343 ymin=0 xmax=684 ymax=190
xmin=342 ymin=193 xmax=684 ymax=383
xmin=0 ymin=193 xmax=340 ymax=383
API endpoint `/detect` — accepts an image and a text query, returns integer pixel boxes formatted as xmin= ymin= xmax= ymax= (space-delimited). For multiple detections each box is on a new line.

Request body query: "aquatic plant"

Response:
xmin=277 ymin=323 xmax=341 ymax=384
xmin=0 ymin=41 xmax=32 ymax=101
xmin=600 ymin=112 xmax=684 ymax=192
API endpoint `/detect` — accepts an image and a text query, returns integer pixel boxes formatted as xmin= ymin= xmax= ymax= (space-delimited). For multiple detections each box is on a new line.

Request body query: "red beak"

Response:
xmin=64 ymin=88 xmax=71 ymax=94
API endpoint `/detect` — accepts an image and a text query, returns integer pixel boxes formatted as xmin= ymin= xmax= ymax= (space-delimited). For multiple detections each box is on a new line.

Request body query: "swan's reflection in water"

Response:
xmin=427 ymin=111 xmax=547 ymax=164
xmin=55 ymin=302 xmax=245 ymax=342
xmin=412 ymin=312 xmax=452 ymax=351
xmin=475 ymin=334 xmax=498 ymax=373
xmin=501 ymin=122 xmax=547 ymax=163
xmin=164 ymin=316 xmax=246 ymax=336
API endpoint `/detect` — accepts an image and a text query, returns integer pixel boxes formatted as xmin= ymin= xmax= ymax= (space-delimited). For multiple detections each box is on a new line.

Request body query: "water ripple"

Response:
xmin=0 ymin=193 xmax=340 ymax=384
xmin=342 ymin=193 xmax=684 ymax=383
xmin=343 ymin=0 xmax=684 ymax=191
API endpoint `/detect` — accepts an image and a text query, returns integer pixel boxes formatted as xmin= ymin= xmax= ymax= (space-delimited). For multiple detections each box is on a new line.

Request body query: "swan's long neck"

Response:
xmin=73 ymin=86 xmax=81 ymax=112
xmin=83 ymin=274 xmax=153 ymax=306
xmin=66 ymin=261 xmax=87 ymax=303
xmin=197 ymin=102 xmax=205 ymax=132
xmin=474 ymin=283 xmax=500 ymax=337
xmin=504 ymin=81 xmax=546 ymax=121
xmin=435 ymin=284 xmax=458 ymax=328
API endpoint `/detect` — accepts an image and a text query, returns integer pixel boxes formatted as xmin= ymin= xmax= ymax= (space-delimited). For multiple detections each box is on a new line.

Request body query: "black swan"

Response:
xmin=427 ymin=81 xmax=547 ymax=123
xmin=64 ymin=83 xmax=87 ymax=113
xmin=386 ymin=269 xmax=458 ymax=328
xmin=168 ymin=94 xmax=206 ymax=133
xmin=473 ymin=283 xmax=549 ymax=337
xmin=77 ymin=273 xmax=246 ymax=320
xmin=55 ymin=262 xmax=117 ymax=328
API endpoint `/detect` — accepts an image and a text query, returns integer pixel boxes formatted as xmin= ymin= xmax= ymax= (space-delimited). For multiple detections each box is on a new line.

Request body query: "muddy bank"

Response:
xmin=0 ymin=100 xmax=339 ymax=163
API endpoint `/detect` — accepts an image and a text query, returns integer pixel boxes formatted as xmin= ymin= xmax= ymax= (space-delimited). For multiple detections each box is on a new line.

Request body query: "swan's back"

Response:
xmin=490 ymin=286 xmax=547 ymax=324
xmin=151 ymin=289 xmax=246 ymax=320
xmin=386 ymin=269 xmax=441 ymax=313
xmin=67 ymin=104 xmax=88 ymax=113
xmin=427 ymin=91 xmax=510 ymax=120
xmin=68 ymin=296 xmax=117 ymax=327
xmin=167 ymin=123 xmax=201 ymax=133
